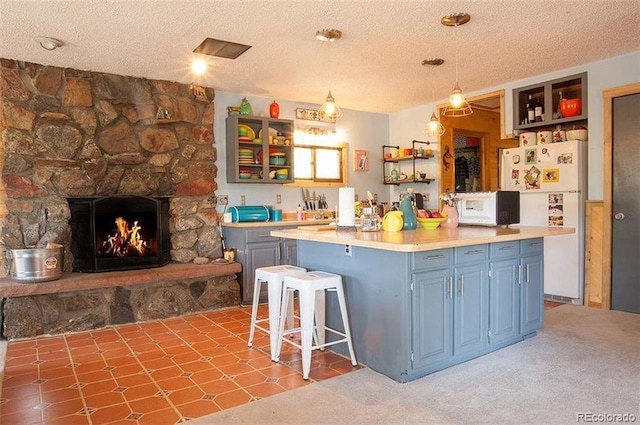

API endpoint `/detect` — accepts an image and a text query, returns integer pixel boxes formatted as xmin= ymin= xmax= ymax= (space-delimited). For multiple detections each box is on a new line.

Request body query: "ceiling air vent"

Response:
xmin=193 ymin=38 xmax=251 ymax=59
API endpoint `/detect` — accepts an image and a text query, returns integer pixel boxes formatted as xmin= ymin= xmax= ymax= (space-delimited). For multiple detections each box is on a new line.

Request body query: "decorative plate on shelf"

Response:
xmin=258 ymin=127 xmax=278 ymax=141
xmin=238 ymin=124 xmax=256 ymax=140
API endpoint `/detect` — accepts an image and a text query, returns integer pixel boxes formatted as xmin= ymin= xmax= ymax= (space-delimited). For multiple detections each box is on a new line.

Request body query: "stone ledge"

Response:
xmin=0 ymin=262 xmax=241 ymax=298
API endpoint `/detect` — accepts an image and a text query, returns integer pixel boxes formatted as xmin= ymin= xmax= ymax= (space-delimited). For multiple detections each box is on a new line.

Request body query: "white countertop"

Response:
xmin=270 ymin=225 xmax=575 ymax=253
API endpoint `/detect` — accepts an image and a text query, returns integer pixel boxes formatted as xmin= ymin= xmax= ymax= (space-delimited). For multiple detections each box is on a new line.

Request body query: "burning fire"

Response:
xmin=97 ymin=216 xmax=154 ymax=257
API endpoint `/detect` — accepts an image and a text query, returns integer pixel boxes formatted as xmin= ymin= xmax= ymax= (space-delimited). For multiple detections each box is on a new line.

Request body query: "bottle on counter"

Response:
xmin=297 ymin=204 xmax=304 ymax=221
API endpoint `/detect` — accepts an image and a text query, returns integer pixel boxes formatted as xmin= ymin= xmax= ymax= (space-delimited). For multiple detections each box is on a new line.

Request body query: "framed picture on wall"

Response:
xmin=354 ymin=149 xmax=369 ymax=172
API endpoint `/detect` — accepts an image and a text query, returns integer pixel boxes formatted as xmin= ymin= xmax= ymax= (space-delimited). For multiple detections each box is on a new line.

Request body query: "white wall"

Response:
xmin=390 ymin=51 xmax=639 ymax=202
xmin=216 ymin=51 xmax=639 ymax=214
xmin=214 ymin=92 xmax=388 ymax=214
xmin=388 ymin=103 xmax=441 ymax=209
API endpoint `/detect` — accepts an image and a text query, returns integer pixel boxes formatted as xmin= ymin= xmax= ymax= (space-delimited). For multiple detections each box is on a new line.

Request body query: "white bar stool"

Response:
xmin=247 ymin=265 xmax=306 ymax=361
xmin=275 ymin=271 xmax=357 ymax=380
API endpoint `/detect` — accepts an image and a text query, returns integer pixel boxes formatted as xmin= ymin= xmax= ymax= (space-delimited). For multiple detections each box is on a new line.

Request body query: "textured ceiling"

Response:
xmin=1 ymin=0 xmax=638 ymax=114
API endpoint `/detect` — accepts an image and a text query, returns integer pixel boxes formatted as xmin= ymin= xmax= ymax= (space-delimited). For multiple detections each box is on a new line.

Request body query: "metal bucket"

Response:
xmin=8 ymin=246 xmax=63 ymax=283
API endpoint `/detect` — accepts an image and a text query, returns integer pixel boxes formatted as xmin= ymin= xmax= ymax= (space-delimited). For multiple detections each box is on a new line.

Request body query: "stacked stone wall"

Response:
xmin=0 ymin=59 xmax=239 ymax=338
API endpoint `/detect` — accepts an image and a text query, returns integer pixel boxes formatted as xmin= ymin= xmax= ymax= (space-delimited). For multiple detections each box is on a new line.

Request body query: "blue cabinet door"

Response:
xmin=521 ymin=254 xmax=544 ymax=335
xmin=412 ymin=268 xmax=452 ymax=369
xmin=245 ymin=241 xmax=280 ymax=303
xmin=281 ymin=239 xmax=297 ymax=266
xmin=489 ymin=258 xmax=520 ymax=345
xmin=453 ymin=263 xmax=489 ymax=356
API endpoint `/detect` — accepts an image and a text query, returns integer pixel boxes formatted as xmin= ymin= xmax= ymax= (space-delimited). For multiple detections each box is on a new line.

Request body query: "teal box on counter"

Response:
xmin=229 ymin=205 xmax=270 ymax=222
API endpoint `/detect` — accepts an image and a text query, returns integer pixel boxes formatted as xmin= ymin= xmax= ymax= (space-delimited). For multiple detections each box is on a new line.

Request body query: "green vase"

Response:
xmin=239 ymin=97 xmax=252 ymax=115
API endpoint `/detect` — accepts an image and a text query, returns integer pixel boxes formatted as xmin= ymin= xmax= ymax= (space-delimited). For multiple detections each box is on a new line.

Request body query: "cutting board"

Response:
xmin=297 ymin=225 xmax=336 ymax=231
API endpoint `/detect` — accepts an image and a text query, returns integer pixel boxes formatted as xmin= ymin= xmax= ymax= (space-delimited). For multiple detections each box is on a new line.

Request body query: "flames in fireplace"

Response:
xmin=97 ymin=216 xmax=155 ymax=257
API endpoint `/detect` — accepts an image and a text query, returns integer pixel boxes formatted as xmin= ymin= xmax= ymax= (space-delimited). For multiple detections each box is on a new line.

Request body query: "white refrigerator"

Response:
xmin=500 ymin=140 xmax=587 ymax=302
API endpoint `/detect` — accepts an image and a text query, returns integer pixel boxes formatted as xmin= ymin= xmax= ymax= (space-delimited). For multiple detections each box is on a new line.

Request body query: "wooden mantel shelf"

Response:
xmin=0 ymin=262 xmax=241 ymax=298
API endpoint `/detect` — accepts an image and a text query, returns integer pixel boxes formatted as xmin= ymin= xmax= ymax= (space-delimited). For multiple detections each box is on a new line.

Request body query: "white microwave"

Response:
xmin=456 ymin=191 xmax=520 ymax=226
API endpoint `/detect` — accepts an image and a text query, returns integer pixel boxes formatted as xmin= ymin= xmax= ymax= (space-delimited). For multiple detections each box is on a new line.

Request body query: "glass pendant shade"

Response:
xmin=425 ymin=111 xmax=445 ymax=137
xmin=318 ymin=91 xmax=343 ymax=122
xmin=442 ymin=82 xmax=473 ymax=117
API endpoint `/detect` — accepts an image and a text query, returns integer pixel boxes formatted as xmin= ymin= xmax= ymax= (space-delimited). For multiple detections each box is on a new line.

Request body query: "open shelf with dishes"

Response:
xmin=513 ymin=72 xmax=588 ymax=131
xmin=226 ymin=115 xmax=294 ymax=183
xmin=383 ymin=140 xmax=434 ymax=185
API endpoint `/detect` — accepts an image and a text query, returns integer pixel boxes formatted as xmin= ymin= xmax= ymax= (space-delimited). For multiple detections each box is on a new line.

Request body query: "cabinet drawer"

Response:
xmin=521 ymin=238 xmax=543 ymax=255
xmin=412 ymin=249 xmax=451 ymax=270
xmin=490 ymin=241 xmax=520 ymax=259
xmin=454 ymin=244 xmax=488 ymax=264
xmin=245 ymin=228 xmax=280 ymax=243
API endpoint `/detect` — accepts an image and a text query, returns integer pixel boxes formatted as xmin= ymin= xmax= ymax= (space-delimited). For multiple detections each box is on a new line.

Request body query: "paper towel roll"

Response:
xmin=338 ymin=187 xmax=355 ymax=226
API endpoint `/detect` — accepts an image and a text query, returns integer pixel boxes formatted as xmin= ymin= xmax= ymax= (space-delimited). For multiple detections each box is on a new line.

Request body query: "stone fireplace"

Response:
xmin=0 ymin=59 xmax=240 ymax=338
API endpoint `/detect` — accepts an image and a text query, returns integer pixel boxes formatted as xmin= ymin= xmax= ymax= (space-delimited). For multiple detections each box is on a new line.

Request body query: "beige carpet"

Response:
xmin=191 ymin=304 xmax=640 ymax=425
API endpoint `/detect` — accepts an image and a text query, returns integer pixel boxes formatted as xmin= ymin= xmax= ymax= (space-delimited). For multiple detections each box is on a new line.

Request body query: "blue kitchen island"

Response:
xmin=271 ymin=225 xmax=573 ymax=383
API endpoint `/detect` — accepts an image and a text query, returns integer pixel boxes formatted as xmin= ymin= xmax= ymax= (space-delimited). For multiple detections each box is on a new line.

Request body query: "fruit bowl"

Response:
xmin=417 ymin=216 xmax=447 ymax=229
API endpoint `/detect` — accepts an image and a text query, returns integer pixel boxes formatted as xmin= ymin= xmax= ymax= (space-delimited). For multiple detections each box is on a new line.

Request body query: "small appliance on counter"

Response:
xmin=455 ymin=191 xmax=520 ymax=226
xmin=228 ymin=205 xmax=270 ymax=222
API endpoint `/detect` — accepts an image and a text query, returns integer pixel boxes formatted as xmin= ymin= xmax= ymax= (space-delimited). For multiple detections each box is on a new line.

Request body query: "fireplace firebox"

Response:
xmin=68 ymin=196 xmax=171 ymax=272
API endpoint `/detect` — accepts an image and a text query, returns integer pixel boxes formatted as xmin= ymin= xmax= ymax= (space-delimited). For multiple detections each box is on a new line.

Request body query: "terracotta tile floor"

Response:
xmin=0 ymin=304 xmax=361 ymax=425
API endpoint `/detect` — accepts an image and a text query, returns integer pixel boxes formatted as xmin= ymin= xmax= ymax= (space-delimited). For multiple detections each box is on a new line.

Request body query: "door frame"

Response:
xmin=436 ymin=89 xmax=506 ymax=196
xmin=602 ymin=82 xmax=640 ymax=309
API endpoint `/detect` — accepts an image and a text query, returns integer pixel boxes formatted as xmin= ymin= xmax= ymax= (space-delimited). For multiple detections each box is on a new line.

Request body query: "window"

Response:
xmin=292 ymin=144 xmax=347 ymax=185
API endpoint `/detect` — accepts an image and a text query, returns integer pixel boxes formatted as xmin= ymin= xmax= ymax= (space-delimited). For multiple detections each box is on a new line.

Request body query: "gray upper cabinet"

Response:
xmin=226 ymin=115 xmax=294 ymax=183
xmin=513 ymin=72 xmax=588 ymax=131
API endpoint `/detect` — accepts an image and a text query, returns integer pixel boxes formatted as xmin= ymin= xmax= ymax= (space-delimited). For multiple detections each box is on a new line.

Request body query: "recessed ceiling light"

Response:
xmin=38 ymin=37 xmax=63 ymax=51
xmin=191 ymin=59 xmax=208 ymax=75
xmin=193 ymin=38 xmax=251 ymax=60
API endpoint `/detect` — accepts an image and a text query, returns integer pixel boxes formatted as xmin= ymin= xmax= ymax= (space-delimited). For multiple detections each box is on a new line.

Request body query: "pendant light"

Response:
xmin=422 ymin=58 xmax=446 ymax=138
xmin=316 ymin=29 xmax=343 ymax=122
xmin=441 ymin=13 xmax=473 ymax=117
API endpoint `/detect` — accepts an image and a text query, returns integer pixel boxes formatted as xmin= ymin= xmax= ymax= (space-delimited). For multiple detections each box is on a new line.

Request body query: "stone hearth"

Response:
xmin=0 ymin=59 xmax=240 ymax=338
